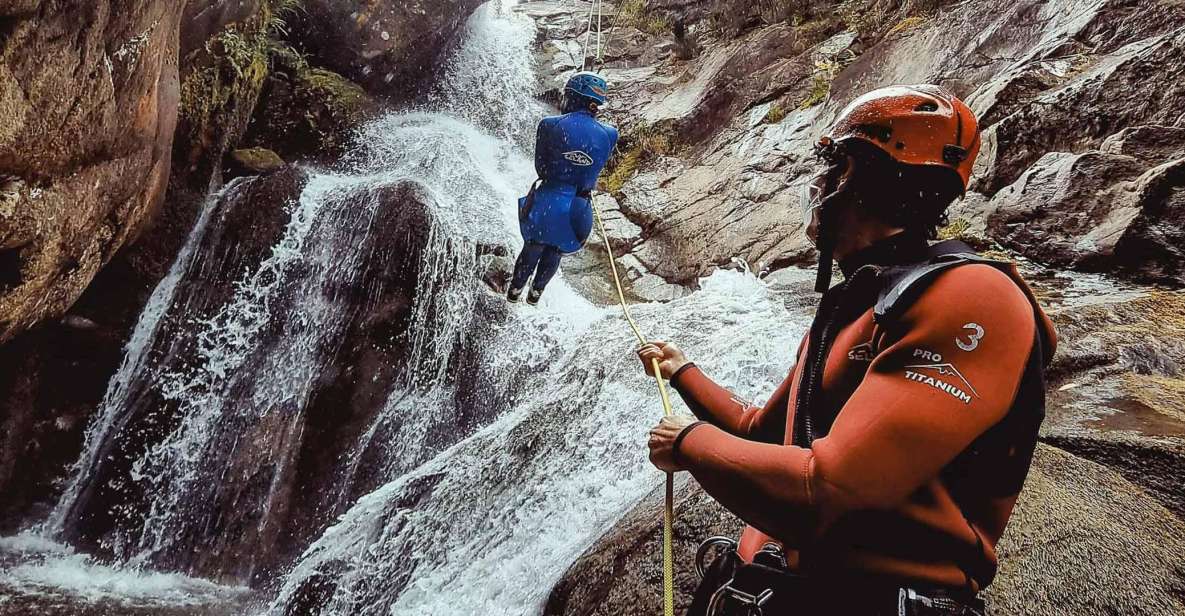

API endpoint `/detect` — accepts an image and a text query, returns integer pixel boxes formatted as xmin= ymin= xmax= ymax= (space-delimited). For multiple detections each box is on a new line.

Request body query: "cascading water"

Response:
xmin=266 ymin=269 xmax=805 ymax=616
xmin=2 ymin=1 xmax=814 ymax=614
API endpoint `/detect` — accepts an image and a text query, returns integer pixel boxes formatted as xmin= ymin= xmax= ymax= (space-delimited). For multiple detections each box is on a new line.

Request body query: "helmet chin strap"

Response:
xmin=813 ymin=160 xmax=850 ymax=293
xmin=813 ymin=199 xmax=844 ymax=292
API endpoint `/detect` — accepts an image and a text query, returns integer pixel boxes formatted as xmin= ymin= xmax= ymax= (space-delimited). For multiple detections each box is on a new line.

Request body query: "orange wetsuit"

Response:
xmin=671 ymin=232 xmax=1056 ymax=594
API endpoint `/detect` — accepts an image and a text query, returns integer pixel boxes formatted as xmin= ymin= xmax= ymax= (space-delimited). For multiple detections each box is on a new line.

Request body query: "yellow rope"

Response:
xmin=591 ymin=202 xmax=677 ymax=616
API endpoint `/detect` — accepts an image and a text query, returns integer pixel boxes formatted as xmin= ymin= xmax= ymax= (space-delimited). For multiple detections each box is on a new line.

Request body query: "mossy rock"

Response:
xmin=230 ymin=147 xmax=286 ymax=174
xmin=243 ymin=60 xmax=379 ymax=162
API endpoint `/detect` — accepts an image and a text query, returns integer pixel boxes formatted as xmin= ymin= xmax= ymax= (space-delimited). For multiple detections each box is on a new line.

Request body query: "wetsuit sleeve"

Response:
xmin=671 ymin=363 xmax=794 ymax=443
xmin=676 ymin=265 xmax=1037 ymax=544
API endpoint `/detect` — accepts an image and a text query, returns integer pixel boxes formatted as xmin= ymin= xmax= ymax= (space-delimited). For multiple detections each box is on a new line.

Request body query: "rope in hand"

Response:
xmin=591 ymin=202 xmax=677 ymax=616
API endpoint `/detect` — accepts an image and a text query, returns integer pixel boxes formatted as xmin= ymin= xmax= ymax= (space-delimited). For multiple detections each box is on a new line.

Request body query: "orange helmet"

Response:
xmin=820 ymin=85 xmax=981 ymax=191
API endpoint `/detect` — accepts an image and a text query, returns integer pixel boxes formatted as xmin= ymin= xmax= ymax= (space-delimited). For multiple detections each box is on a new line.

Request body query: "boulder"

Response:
xmin=242 ymin=46 xmax=380 ymax=163
xmin=1041 ymin=289 xmax=1185 ymax=519
xmin=292 ymin=0 xmax=485 ymax=99
xmin=56 ymin=167 xmax=310 ymax=562
xmin=544 ymin=444 xmax=1185 ymax=616
xmin=0 ymin=0 xmax=183 ymax=343
xmin=981 ymin=128 xmax=1185 ymax=284
xmin=229 ymin=147 xmax=286 ymax=175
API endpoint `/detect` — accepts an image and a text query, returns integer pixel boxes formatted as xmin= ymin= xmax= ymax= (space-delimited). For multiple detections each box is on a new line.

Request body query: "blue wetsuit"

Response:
xmin=512 ymin=107 xmax=618 ymax=295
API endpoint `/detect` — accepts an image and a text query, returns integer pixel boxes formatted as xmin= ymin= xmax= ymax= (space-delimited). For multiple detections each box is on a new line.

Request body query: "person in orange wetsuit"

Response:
xmin=638 ymin=85 xmax=1057 ymax=615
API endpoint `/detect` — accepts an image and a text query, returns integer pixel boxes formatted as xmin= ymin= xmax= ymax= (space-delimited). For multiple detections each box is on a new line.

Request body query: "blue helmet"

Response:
xmin=565 ymin=71 xmax=608 ymax=106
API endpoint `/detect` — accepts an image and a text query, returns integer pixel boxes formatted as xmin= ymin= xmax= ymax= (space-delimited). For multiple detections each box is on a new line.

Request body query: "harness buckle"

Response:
xmin=695 ymin=536 xmax=737 ymax=579
xmin=707 ymin=580 xmax=774 ymax=616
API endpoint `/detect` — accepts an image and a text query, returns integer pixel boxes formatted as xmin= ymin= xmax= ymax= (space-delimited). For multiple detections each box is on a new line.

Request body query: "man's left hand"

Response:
xmin=647 ymin=414 xmax=699 ymax=473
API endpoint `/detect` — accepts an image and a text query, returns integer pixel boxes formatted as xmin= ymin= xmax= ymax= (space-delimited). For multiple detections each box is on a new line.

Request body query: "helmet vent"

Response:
xmin=943 ymin=144 xmax=968 ymax=165
xmin=914 ymin=101 xmax=939 ymax=112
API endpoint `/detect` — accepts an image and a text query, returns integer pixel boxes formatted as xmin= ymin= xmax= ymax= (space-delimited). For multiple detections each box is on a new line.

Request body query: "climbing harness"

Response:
xmin=592 ymin=202 xmax=677 ymax=616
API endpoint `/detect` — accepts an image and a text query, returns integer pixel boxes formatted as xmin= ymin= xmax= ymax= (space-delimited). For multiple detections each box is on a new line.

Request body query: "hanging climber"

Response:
xmin=637 ymin=85 xmax=1057 ymax=615
xmin=509 ymin=71 xmax=619 ymax=305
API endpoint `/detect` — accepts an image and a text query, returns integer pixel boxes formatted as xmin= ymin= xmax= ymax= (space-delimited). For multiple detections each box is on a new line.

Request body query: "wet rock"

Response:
xmin=1041 ymin=290 xmax=1185 ymax=519
xmin=55 ymin=168 xmax=308 ymax=559
xmin=243 ymin=48 xmax=380 ymax=163
xmin=0 ymin=321 xmax=125 ymax=530
xmin=480 ymin=253 xmax=515 ymax=294
xmin=293 ymin=0 xmax=485 ymax=100
xmin=543 ymin=475 xmax=737 ymax=616
xmin=544 ymin=445 xmax=1185 ymax=616
xmin=229 ymin=147 xmax=286 ymax=175
xmin=0 ymin=0 xmax=183 ymax=343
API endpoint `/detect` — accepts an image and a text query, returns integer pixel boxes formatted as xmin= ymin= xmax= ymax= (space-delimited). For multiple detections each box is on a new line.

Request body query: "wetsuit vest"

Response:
xmin=519 ymin=110 xmax=618 ymax=254
xmin=669 ymin=231 xmax=1058 ymax=595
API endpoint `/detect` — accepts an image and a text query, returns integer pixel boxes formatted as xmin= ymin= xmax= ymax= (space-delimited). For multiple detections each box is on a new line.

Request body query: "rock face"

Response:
xmin=544 ymin=445 xmax=1185 ymax=616
xmin=55 ymin=170 xmax=516 ymax=583
xmin=1040 ymin=287 xmax=1185 ymax=520
xmin=982 ymin=127 xmax=1185 ymax=284
xmin=0 ymin=0 xmax=182 ymax=343
xmin=539 ymin=0 xmax=1185 ymax=291
xmin=293 ymin=0 xmax=485 ymax=99
xmin=57 ymin=167 xmax=311 ymax=570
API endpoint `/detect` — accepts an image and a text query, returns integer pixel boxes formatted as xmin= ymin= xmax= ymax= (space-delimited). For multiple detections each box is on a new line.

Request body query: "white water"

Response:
xmin=266 ymin=269 xmax=803 ymax=616
xmin=6 ymin=2 xmax=811 ymax=614
xmin=0 ymin=532 xmax=247 ymax=609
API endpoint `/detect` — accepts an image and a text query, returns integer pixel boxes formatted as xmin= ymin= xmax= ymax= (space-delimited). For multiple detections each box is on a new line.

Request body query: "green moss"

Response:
xmin=887 ymin=15 xmax=926 ymax=36
xmin=304 ymin=69 xmax=371 ymax=123
xmin=799 ymin=60 xmax=839 ymax=109
xmin=231 ymin=147 xmax=285 ymax=171
xmin=936 ymin=218 xmax=972 ymax=241
xmin=937 ymin=218 xmax=1009 ymax=254
xmin=764 ymin=103 xmax=787 ymax=124
xmin=598 ymin=124 xmax=676 ymax=196
xmin=618 ymin=0 xmax=671 ymax=35
xmin=178 ymin=0 xmax=305 ymax=156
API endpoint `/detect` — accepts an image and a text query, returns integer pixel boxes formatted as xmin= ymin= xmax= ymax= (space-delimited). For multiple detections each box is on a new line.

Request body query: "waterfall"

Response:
xmin=266 ymin=270 xmax=804 ymax=615
xmin=7 ymin=1 xmax=812 ymax=613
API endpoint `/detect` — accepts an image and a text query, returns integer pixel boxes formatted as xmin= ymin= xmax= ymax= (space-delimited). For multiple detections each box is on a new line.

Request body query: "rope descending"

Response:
xmin=592 ymin=201 xmax=677 ymax=616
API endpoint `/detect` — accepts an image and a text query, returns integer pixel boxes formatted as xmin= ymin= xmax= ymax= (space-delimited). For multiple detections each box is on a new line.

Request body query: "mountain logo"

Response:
xmin=903 ymin=361 xmax=979 ymax=405
xmin=563 ymin=150 xmax=594 ymax=166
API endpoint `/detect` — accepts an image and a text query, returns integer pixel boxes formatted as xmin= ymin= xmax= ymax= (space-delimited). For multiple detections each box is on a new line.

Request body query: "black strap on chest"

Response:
xmin=874 ymin=239 xmax=1002 ymax=324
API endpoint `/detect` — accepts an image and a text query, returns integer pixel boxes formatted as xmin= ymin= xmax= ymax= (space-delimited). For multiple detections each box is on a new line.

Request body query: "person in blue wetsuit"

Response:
xmin=510 ymin=71 xmax=619 ymax=305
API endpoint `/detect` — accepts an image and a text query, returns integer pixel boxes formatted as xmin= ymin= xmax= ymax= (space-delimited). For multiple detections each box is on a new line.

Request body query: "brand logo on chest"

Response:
xmin=903 ymin=348 xmax=979 ymax=405
xmin=563 ymin=150 xmax=594 ymax=166
xmin=847 ymin=342 xmax=876 ymax=362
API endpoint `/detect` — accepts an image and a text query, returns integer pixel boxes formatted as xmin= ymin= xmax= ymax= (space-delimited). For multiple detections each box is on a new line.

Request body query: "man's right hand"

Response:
xmin=637 ymin=340 xmax=689 ymax=380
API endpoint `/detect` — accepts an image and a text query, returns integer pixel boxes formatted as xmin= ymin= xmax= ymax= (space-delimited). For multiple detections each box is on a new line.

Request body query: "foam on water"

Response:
xmin=0 ymin=533 xmax=246 ymax=609
xmin=264 ymin=265 xmax=805 ymax=615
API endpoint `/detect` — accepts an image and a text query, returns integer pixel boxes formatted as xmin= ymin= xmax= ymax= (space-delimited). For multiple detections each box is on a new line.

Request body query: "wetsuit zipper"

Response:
xmin=794 ymin=266 xmax=878 ymax=447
